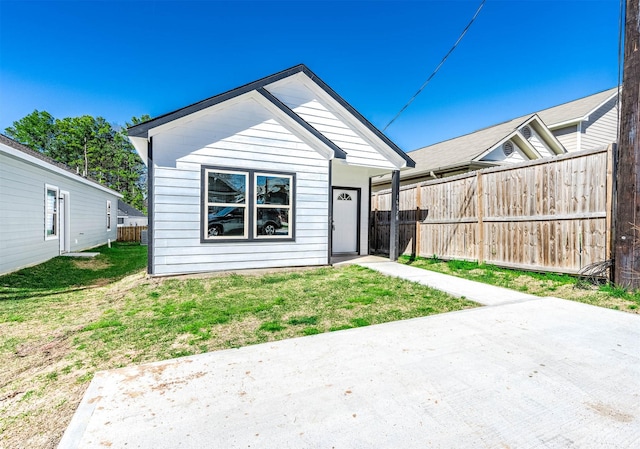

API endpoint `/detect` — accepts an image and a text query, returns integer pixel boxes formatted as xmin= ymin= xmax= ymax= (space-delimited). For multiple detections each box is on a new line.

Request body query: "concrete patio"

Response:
xmin=59 ymin=263 xmax=640 ymax=448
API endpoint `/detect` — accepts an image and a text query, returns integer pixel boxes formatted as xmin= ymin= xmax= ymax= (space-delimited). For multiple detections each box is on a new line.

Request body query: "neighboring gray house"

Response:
xmin=128 ymin=64 xmax=415 ymax=276
xmin=0 ymin=134 xmax=121 ymax=275
xmin=372 ymin=87 xmax=618 ymax=189
xmin=117 ymin=200 xmax=147 ymax=227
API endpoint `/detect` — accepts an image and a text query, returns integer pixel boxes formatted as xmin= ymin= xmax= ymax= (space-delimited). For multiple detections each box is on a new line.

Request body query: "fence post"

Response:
xmin=606 ymin=143 xmax=614 ymax=261
xmin=477 ymin=171 xmax=484 ymax=265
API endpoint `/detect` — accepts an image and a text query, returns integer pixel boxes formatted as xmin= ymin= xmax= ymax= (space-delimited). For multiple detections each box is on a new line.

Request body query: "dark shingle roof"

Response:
xmin=128 ymin=64 xmax=415 ymax=168
xmin=0 ymin=134 xmax=120 ymax=195
xmin=117 ymin=199 xmax=146 ymax=217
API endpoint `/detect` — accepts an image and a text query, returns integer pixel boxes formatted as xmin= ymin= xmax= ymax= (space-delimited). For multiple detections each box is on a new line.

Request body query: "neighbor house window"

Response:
xmin=106 ymin=200 xmax=112 ymax=231
xmin=45 ymin=185 xmax=58 ymax=239
xmin=202 ymin=167 xmax=294 ymax=241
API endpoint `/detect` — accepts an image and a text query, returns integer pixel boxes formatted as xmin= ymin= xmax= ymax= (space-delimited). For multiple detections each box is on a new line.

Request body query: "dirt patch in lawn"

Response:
xmin=0 ymin=265 xmax=477 ymax=448
xmin=72 ymin=258 xmax=112 ymax=271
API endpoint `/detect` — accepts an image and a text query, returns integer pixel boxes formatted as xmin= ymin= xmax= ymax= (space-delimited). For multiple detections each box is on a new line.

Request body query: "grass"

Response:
xmin=0 ymin=244 xmax=476 ymax=448
xmin=399 ymin=255 xmax=640 ymax=313
xmin=0 ymin=242 xmax=148 ymax=299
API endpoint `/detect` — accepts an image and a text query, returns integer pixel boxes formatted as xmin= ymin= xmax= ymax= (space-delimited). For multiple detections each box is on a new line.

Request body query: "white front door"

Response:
xmin=332 ymin=188 xmax=359 ymax=254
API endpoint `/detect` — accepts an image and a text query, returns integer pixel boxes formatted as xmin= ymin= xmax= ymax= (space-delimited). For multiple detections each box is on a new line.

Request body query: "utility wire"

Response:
xmin=383 ymin=0 xmax=486 ymax=132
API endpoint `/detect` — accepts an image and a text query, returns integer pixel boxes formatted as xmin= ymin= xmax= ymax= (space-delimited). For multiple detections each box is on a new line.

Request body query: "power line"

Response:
xmin=383 ymin=0 xmax=486 ymax=132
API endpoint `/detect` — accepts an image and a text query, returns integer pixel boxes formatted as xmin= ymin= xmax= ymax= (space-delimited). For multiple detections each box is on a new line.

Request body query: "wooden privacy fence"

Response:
xmin=117 ymin=226 xmax=148 ymax=243
xmin=371 ymin=146 xmax=613 ymax=274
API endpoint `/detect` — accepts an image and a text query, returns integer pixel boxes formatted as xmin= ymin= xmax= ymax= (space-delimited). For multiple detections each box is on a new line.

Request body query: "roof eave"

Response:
xmin=127 ymin=64 xmax=310 ymax=138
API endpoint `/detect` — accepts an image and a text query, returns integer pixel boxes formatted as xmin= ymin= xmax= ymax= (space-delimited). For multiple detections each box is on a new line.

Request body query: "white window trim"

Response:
xmin=106 ymin=200 xmax=112 ymax=231
xmin=203 ymin=168 xmax=249 ymax=240
xmin=254 ymin=172 xmax=293 ymax=239
xmin=201 ymin=166 xmax=295 ymax=242
xmin=45 ymin=184 xmax=59 ymax=240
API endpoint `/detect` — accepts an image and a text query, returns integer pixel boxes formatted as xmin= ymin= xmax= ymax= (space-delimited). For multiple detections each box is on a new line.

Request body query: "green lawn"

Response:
xmin=0 ymin=244 xmax=476 ymax=448
xmin=399 ymin=255 xmax=640 ymax=313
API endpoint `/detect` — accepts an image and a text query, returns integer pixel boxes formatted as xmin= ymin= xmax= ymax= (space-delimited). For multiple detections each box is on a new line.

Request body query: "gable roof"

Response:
xmin=0 ymin=134 xmax=122 ymax=197
xmin=397 ymin=87 xmax=619 ymax=181
xmin=117 ymin=199 xmax=146 ymax=217
xmin=408 ymin=115 xmax=532 ymax=175
xmin=128 ymin=64 xmax=415 ymax=168
xmin=536 ymin=87 xmax=618 ymax=128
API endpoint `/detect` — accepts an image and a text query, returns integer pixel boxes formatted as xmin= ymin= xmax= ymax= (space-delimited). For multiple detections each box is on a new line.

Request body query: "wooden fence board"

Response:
xmin=117 ymin=226 xmax=148 ymax=243
xmin=371 ymin=147 xmax=613 ymax=274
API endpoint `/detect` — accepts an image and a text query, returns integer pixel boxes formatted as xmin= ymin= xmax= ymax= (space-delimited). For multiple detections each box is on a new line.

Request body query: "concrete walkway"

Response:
xmin=59 ymin=261 xmax=640 ymax=448
xmin=357 ymin=260 xmax=539 ymax=306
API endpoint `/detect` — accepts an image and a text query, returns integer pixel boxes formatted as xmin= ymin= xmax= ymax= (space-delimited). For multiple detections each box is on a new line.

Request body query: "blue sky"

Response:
xmin=0 ymin=0 xmax=621 ymax=151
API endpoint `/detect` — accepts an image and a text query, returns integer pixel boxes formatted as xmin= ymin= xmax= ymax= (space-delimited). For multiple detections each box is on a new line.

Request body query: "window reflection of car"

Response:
xmin=257 ymin=209 xmax=282 ymax=235
xmin=208 ymin=207 xmax=283 ymax=236
xmin=208 ymin=207 xmax=245 ymax=236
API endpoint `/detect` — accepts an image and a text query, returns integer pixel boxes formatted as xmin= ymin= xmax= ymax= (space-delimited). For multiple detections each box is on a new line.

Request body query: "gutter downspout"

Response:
xmin=577 ymin=121 xmax=583 ymax=152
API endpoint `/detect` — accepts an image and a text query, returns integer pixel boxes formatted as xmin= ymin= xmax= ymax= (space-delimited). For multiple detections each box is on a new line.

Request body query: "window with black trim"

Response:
xmin=202 ymin=167 xmax=294 ymax=241
xmin=45 ymin=185 xmax=58 ymax=239
xmin=255 ymin=173 xmax=292 ymax=238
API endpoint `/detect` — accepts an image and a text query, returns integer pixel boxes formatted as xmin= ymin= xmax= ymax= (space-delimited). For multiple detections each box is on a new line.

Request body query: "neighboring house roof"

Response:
xmin=375 ymin=87 xmax=618 ymax=185
xmin=536 ymin=87 xmax=618 ymax=128
xmin=128 ymin=64 xmax=415 ymax=169
xmin=408 ymin=115 xmax=533 ymax=176
xmin=117 ymin=199 xmax=146 ymax=217
xmin=0 ymin=134 xmax=122 ymax=197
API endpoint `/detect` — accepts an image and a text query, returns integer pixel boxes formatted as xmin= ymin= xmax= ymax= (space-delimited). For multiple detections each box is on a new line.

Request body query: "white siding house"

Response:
xmin=128 ymin=65 xmax=414 ymax=276
xmin=117 ymin=200 xmax=147 ymax=227
xmin=0 ymin=135 xmax=121 ymax=275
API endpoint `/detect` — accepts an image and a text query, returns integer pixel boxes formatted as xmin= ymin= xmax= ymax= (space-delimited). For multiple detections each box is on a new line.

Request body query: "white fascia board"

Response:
xmin=0 ymin=143 xmax=122 ymax=198
xmin=473 ymin=115 xmax=541 ymax=162
xmin=582 ymin=90 xmax=618 ymax=122
xmin=512 ymin=133 xmax=542 ymax=160
xmin=547 ymin=92 xmax=618 ymax=130
xmin=473 ymin=133 xmax=516 ymax=162
xmin=473 ymin=131 xmax=540 ymax=163
xmin=527 ymin=115 xmax=566 ymax=155
xmin=547 ymin=119 xmax=582 ymax=130
xmin=290 ymin=73 xmax=409 ymax=169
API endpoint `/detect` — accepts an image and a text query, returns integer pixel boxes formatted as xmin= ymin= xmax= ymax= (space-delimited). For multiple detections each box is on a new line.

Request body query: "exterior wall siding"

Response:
xmin=150 ymin=101 xmax=330 ymax=275
xmin=582 ymin=97 xmax=618 ymax=150
xmin=267 ymin=81 xmax=395 ymax=169
xmin=553 ymin=125 xmax=578 ymax=152
xmin=527 ymin=130 xmax=554 ymax=158
xmin=0 ymin=150 xmax=119 ymax=275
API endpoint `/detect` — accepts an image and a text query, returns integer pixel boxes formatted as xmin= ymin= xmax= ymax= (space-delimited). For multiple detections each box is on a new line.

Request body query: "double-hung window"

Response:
xmin=204 ymin=169 xmax=249 ymax=239
xmin=255 ymin=173 xmax=292 ymax=238
xmin=106 ymin=200 xmax=112 ymax=231
xmin=202 ymin=167 xmax=294 ymax=242
xmin=45 ymin=185 xmax=58 ymax=239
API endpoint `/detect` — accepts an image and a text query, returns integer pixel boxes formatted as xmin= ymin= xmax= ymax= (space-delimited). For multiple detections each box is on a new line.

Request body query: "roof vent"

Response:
xmin=522 ymin=126 xmax=532 ymax=139
xmin=503 ymin=141 xmax=514 ymax=157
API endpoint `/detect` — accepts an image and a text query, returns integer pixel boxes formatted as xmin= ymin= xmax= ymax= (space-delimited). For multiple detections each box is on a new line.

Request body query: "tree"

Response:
xmin=5 ymin=110 xmax=148 ymax=213
xmin=5 ymin=110 xmax=56 ymax=154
